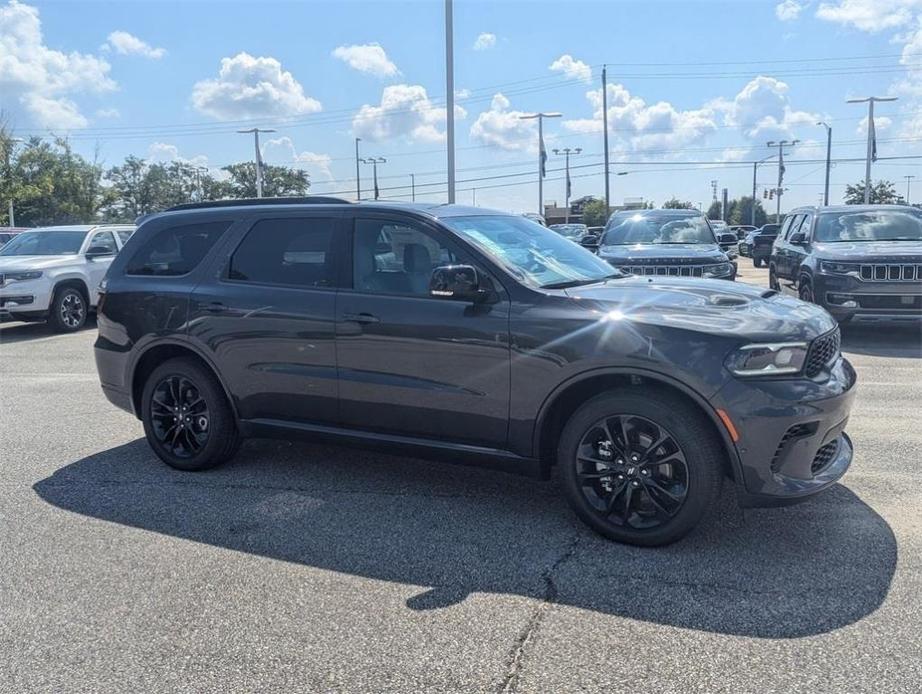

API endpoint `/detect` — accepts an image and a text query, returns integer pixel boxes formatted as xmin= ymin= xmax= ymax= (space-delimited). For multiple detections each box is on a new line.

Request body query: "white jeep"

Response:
xmin=0 ymin=224 xmax=134 ymax=332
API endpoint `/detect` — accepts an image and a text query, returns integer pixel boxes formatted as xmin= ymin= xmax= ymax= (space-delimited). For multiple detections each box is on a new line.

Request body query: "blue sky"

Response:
xmin=4 ymin=0 xmax=922 ymax=212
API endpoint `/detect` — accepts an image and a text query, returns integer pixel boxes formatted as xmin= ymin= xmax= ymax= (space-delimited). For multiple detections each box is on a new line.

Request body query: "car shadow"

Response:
xmin=841 ymin=321 xmax=921 ymax=359
xmin=33 ymin=438 xmax=896 ymax=639
xmin=0 ymin=315 xmax=97 ymax=344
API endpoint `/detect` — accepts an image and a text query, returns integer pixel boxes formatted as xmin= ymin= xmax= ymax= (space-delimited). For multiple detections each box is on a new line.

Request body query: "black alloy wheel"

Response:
xmin=149 ymin=375 xmax=211 ymax=459
xmin=799 ymin=281 xmax=814 ymax=303
xmin=574 ymin=414 xmax=689 ymax=530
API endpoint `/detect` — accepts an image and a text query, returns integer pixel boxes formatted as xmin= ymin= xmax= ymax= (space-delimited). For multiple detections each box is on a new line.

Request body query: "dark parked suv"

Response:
xmin=95 ymin=198 xmax=857 ymax=546
xmin=769 ymin=205 xmax=922 ymax=323
xmin=598 ymin=209 xmax=737 ymax=280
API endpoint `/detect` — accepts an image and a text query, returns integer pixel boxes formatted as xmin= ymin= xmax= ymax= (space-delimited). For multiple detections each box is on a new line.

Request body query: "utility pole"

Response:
xmin=4 ymin=137 xmax=24 ymax=226
xmin=752 ymin=154 xmax=775 ymax=225
xmin=410 ymin=173 xmax=415 ymax=202
xmin=905 ymin=175 xmax=915 ymax=204
xmin=355 ymin=138 xmax=362 ymax=200
xmin=602 ymin=65 xmax=610 ymax=216
xmin=237 ymin=128 xmax=276 ymax=198
xmin=766 ymin=140 xmax=798 ymax=222
xmin=817 ymin=121 xmax=832 ymax=206
xmin=472 ymin=188 xmax=476 ymax=205
xmin=553 ymin=147 xmax=581 ymax=223
xmin=445 ymin=0 xmax=456 ymax=203
xmin=193 ymin=165 xmax=209 ymax=202
xmin=847 ymin=96 xmax=897 ymax=203
xmin=519 ymin=112 xmax=561 ymax=217
xmin=360 ymin=157 xmax=386 ymax=200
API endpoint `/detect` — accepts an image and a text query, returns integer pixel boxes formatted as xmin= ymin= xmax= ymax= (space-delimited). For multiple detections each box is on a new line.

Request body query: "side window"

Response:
xmin=116 ymin=229 xmax=134 ymax=245
xmin=353 ymin=219 xmax=460 ymax=296
xmin=778 ymin=216 xmax=794 ymax=239
xmin=228 ymin=217 xmax=337 ymax=288
xmin=784 ymin=215 xmax=803 ymax=240
xmin=126 ymin=221 xmax=231 ymax=276
xmin=797 ymin=213 xmax=813 ymax=239
xmin=88 ymin=231 xmax=117 ymax=255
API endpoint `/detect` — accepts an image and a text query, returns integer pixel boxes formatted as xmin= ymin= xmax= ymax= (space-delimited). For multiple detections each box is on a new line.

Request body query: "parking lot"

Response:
xmin=1 ymin=264 xmax=920 ymax=693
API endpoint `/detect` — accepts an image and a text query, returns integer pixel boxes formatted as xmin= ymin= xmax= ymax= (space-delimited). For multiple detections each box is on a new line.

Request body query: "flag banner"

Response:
xmin=540 ymin=133 xmax=547 ymax=178
xmin=870 ymin=116 xmax=878 ymax=162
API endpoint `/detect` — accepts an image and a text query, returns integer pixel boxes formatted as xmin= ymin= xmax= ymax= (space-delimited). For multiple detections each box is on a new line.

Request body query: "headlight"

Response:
xmin=703 ymin=262 xmax=733 ymax=277
xmin=725 ymin=342 xmax=809 ymax=377
xmin=4 ymin=271 xmax=43 ymax=281
xmin=819 ymin=261 xmax=858 ymax=276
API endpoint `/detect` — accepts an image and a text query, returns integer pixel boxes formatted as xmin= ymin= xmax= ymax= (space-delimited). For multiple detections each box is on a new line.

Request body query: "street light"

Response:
xmin=237 ymin=128 xmax=276 ymax=198
xmin=766 ymin=140 xmax=798 ymax=222
xmin=905 ymin=175 xmax=915 ymax=204
xmin=4 ymin=137 xmax=24 ymax=226
xmin=816 ymin=122 xmax=832 ymax=206
xmin=847 ymin=96 xmax=898 ymax=203
xmin=360 ymin=157 xmax=386 ymax=199
xmin=518 ymin=112 xmax=561 ymax=216
xmin=751 ymin=153 xmax=776 ymax=225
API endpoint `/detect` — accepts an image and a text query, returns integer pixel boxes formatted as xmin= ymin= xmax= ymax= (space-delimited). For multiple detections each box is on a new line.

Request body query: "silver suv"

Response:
xmin=0 ymin=224 xmax=134 ymax=332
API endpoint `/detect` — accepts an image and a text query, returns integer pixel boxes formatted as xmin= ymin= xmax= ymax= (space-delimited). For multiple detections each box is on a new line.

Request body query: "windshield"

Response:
xmin=602 ymin=213 xmax=716 ymax=245
xmin=549 ymin=224 xmax=588 ymax=239
xmin=0 ymin=230 xmax=86 ymax=256
xmin=442 ymin=215 xmax=621 ymax=289
xmin=814 ymin=209 xmax=922 ymax=242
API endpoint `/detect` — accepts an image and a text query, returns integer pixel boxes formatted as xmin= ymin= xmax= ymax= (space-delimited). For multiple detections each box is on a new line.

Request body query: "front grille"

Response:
xmin=858 ymin=263 xmax=922 ymax=282
xmin=770 ymin=423 xmax=816 ymax=473
xmin=617 ymin=263 xmax=728 ymax=277
xmin=811 ymin=439 xmax=839 ymax=474
xmin=805 ymin=328 xmax=841 ymax=377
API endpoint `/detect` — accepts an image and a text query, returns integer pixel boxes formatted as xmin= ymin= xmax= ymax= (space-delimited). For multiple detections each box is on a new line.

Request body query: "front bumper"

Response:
xmin=814 ymin=273 xmax=922 ymax=322
xmin=714 ymin=355 xmax=857 ymax=506
xmin=0 ymin=278 xmax=53 ymax=317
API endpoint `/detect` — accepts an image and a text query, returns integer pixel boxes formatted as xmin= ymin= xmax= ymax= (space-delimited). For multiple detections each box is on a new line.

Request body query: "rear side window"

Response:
xmin=88 ymin=231 xmax=117 ymax=255
xmin=126 ymin=221 xmax=231 ymax=276
xmin=228 ymin=217 xmax=337 ymax=288
xmin=116 ymin=229 xmax=134 ymax=245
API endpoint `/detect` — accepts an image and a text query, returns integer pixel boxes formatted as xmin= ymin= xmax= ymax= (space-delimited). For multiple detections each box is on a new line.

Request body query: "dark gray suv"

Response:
xmin=95 ymin=198 xmax=856 ymax=546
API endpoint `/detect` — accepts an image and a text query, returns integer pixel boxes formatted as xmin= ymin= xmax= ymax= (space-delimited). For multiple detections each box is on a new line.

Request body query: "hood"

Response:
xmin=563 ymin=276 xmax=836 ymax=343
xmin=598 ymin=243 xmax=726 ymax=263
xmin=814 ymin=241 xmax=922 ymax=262
xmin=0 ymin=255 xmax=82 ymax=271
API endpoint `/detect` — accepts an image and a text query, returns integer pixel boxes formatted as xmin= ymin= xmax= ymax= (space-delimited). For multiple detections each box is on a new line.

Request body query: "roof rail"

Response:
xmin=165 ymin=196 xmax=353 ymax=212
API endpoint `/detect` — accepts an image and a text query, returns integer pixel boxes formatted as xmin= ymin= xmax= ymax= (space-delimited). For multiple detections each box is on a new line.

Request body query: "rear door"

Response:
xmin=188 ymin=212 xmax=345 ymax=426
xmin=83 ymin=230 xmax=118 ymax=305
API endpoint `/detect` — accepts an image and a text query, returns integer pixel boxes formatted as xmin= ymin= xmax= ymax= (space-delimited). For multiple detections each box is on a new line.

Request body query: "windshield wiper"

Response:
xmin=541 ymin=273 xmax=623 ymax=289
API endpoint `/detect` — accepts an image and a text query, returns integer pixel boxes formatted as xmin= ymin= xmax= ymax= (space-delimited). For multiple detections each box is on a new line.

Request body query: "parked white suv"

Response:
xmin=0 ymin=224 xmax=134 ymax=332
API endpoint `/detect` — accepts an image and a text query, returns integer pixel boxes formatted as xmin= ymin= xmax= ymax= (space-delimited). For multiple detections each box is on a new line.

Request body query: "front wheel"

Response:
xmin=799 ymin=279 xmax=815 ymax=304
xmin=141 ymin=357 xmax=240 ymax=471
xmin=558 ymin=390 xmax=723 ymax=546
xmin=48 ymin=286 xmax=87 ymax=333
xmin=753 ymin=256 xmax=764 ymax=268
xmin=768 ymin=265 xmax=780 ymax=291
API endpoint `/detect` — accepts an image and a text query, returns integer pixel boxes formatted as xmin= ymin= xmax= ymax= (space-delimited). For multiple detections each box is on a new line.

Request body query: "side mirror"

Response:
xmin=717 ymin=232 xmax=737 ymax=248
xmin=579 ymin=234 xmax=600 ymax=250
xmin=789 ymin=231 xmax=807 ymax=245
xmin=429 ymin=264 xmax=487 ymax=303
xmin=86 ymin=246 xmax=113 ymax=258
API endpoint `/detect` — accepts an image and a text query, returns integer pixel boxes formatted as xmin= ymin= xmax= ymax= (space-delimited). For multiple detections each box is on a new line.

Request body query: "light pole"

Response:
xmin=766 ymin=140 xmax=798 ymax=222
xmin=518 ymin=112 xmax=561 ymax=217
xmin=905 ymin=175 xmax=915 ymax=204
xmin=4 ymin=137 xmax=24 ymax=226
xmin=355 ymin=138 xmax=362 ymax=200
xmin=817 ymin=121 xmax=832 ymax=206
xmin=602 ymin=64 xmax=610 ymax=215
xmin=193 ymin=165 xmax=210 ymax=201
xmin=361 ymin=157 xmax=386 ymax=200
xmin=445 ymin=0 xmax=455 ymax=203
xmin=237 ymin=128 xmax=276 ymax=198
xmin=847 ymin=96 xmax=897 ymax=203
xmin=751 ymin=153 xmax=775 ymax=225
xmin=553 ymin=147 xmax=581 ymax=223
xmin=410 ymin=173 xmax=415 ymax=202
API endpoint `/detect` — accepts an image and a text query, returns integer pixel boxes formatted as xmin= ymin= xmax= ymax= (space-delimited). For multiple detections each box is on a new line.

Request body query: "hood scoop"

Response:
xmin=707 ymin=293 xmax=750 ymax=307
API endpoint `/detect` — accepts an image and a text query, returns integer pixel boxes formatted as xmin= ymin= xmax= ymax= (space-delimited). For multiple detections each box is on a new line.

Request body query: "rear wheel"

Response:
xmin=141 ymin=357 xmax=240 ymax=471
xmin=559 ymin=390 xmax=723 ymax=546
xmin=48 ymin=286 xmax=87 ymax=333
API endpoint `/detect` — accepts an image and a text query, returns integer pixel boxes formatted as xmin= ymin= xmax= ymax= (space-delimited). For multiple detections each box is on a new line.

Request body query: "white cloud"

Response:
xmin=815 ymin=0 xmax=922 ymax=32
xmin=353 ymin=84 xmax=465 ymax=143
xmin=104 ymin=30 xmax=165 ymax=59
xmin=0 ymin=0 xmax=115 ymax=129
xmin=857 ymin=115 xmax=893 ymax=133
xmin=261 ymin=136 xmax=334 ymax=181
xmin=473 ymin=32 xmax=496 ymax=50
xmin=147 ymin=142 xmax=209 ymax=168
xmin=776 ymin=0 xmax=807 ymax=21
xmin=714 ymin=75 xmax=819 ymax=143
xmin=191 ymin=52 xmax=322 ymax=120
xmin=563 ymin=83 xmax=718 ymax=154
xmin=549 ymin=54 xmax=592 ymax=83
xmin=469 ymin=93 xmax=538 ymax=151
xmin=331 ymin=43 xmax=399 ymax=78
xmin=95 ymin=107 xmax=120 ymax=118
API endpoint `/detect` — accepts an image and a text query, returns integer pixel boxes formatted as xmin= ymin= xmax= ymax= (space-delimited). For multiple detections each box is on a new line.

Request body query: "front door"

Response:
xmin=188 ymin=213 xmax=344 ymax=425
xmin=335 ymin=215 xmax=511 ymax=448
xmin=774 ymin=214 xmax=802 ymax=280
xmin=84 ymin=230 xmax=118 ymax=305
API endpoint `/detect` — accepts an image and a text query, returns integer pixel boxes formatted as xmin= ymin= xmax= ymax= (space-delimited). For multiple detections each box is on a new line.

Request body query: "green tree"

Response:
xmin=104 ymin=158 xmax=227 ymax=221
xmin=662 ymin=197 xmax=694 ymax=209
xmin=220 ymin=162 xmax=310 ymax=198
xmin=706 ymin=200 xmax=722 ymax=220
xmin=581 ymin=198 xmax=609 ymax=226
xmin=728 ymin=196 xmax=768 ymax=227
xmin=844 ymin=179 xmax=904 ymax=205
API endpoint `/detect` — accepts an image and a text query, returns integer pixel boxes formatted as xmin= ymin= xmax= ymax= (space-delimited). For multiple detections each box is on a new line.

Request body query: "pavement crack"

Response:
xmin=498 ymin=533 xmax=581 ymax=694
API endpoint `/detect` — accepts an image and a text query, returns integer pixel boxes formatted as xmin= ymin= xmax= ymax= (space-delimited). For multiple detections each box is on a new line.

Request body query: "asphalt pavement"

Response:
xmin=1 ymin=264 xmax=921 ymax=693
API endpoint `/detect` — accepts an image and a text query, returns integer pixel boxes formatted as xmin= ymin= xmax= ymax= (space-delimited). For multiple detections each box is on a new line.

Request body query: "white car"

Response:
xmin=0 ymin=224 xmax=134 ymax=332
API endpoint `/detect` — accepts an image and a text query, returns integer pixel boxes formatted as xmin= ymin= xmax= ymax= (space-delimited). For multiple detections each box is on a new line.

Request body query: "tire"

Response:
xmin=799 ymin=279 xmax=814 ymax=304
xmin=753 ymin=256 xmax=764 ymax=268
xmin=48 ymin=285 xmax=87 ymax=333
xmin=558 ymin=389 xmax=723 ymax=547
xmin=768 ymin=265 xmax=780 ymax=291
xmin=141 ymin=357 xmax=240 ymax=471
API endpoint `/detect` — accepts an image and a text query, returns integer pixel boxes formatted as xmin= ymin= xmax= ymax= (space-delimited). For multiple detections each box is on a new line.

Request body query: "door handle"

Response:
xmin=203 ymin=301 xmax=228 ymax=314
xmin=343 ymin=312 xmax=380 ymax=324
